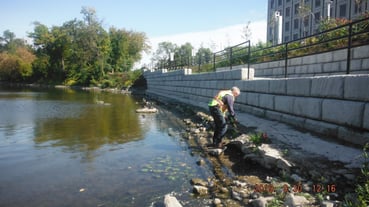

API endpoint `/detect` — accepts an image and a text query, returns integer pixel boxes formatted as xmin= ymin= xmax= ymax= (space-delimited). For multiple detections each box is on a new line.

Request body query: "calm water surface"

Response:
xmin=0 ymin=86 xmax=209 ymax=207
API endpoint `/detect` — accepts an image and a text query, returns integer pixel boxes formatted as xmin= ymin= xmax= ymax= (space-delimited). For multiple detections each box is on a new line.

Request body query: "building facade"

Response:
xmin=267 ymin=0 xmax=369 ymax=44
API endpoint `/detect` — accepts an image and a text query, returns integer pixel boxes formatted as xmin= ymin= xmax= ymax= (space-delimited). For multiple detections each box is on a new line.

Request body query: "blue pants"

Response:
xmin=209 ymin=106 xmax=228 ymax=145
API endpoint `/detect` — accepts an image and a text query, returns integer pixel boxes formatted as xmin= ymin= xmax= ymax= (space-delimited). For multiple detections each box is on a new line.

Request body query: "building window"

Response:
xmin=315 ymin=0 xmax=321 ymax=8
xmin=285 ymin=21 xmax=290 ymax=31
xmin=286 ymin=7 xmax=291 ymax=17
xmin=294 ymin=19 xmax=299 ymax=29
xmin=293 ymin=34 xmax=299 ymax=40
xmin=287 ymin=0 xmax=291 ymax=2
xmin=339 ymin=4 xmax=347 ymax=18
xmin=278 ymin=0 xmax=282 ymax=6
xmin=355 ymin=3 xmax=363 ymax=14
xmin=271 ymin=0 xmax=275 ymax=9
xmin=314 ymin=12 xmax=321 ymax=22
xmin=294 ymin=3 xmax=300 ymax=15
xmin=284 ymin=36 xmax=290 ymax=42
xmin=269 ymin=27 xmax=273 ymax=37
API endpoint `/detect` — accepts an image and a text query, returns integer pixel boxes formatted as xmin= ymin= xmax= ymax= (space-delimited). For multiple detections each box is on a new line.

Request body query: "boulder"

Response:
xmin=164 ymin=194 xmax=182 ymax=207
xmin=193 ymin=185 xmax=209 ymax=196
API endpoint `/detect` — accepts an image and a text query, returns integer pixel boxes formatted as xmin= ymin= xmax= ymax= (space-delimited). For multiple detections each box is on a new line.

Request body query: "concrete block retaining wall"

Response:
xmin=221 ymin=45 xmax=369 ymax=78
xmin=144 ymin=68 xmax=369 ymax=146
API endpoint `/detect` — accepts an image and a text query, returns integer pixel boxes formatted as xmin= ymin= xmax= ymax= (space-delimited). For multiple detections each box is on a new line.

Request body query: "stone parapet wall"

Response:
xmin=144 ymin=68 xmax=369 ymax=146
xmin=221 ymin=45 xmax=369 ymax=78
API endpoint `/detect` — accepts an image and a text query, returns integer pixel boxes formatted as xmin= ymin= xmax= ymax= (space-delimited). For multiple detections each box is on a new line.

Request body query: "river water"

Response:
xmin=0 ymin=86 xmax=210 ymax=207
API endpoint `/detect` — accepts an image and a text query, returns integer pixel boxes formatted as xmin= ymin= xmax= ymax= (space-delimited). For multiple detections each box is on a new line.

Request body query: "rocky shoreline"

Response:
xmin=153 ymin=99 xmax=363 ymax=207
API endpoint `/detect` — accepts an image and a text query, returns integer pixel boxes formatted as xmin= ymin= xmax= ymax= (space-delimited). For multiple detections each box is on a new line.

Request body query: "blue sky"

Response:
xmin=0 ymin=0 xmax=268 ymax=66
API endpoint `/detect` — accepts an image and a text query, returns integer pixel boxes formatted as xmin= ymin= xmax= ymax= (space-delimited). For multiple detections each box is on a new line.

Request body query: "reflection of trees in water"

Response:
xmin=33 ymin=93 xmax=144 ymax=159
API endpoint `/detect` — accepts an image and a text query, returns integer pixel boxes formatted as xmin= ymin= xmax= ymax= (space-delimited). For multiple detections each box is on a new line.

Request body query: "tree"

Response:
xmin=0 ymin=30 xmax=35 ymax=82
xmin=175 ymin=42 xmax=193 ymax=67
xmin=152 ymin=41 xmax=177 ymax=68
xmin=241 ymin=21 xmax=252 ymax=42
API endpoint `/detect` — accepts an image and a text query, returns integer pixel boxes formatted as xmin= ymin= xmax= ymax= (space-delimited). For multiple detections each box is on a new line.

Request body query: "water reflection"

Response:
xmin=0 ymin=87 xmax=144 ymax=158
xmin=0 ymin=87 xmax=207 ymax=207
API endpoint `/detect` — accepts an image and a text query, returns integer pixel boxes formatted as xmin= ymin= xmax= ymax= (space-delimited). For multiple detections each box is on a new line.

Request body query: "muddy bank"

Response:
xmin=147 ymin=96 xmax=363 ymax=207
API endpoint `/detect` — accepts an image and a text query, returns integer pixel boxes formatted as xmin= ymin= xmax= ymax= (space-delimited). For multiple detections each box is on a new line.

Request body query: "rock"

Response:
xmin=213 ymin=198 xmax=222 ymax=205
xmin=290 ymin=174 xmax=304 ymax=182
xmin=190 ymin=178 xmax=208 ymax=187
xmin=196 ymin=159 xmax=206 ymax=166
xmin=164 ymin=194 xmax=183 ymax=207
xmin=250 ymin=196 xmax=274 ymax=207
xmin=284 ymin=193 xmax=309 ymax=206
xmin=231 ymin=191 xmax=242 ymax=201
xmin=135 ymin=107 xmax=158 ymax=113
xmin=233 ymin=180 xmax=247 ymax=188
xmin=321 ymin=200 xmax=341 ymax=207
xmin=208 ymin=148 xmax=225 ymax=156
xmin=193 ymin=185 xmax=208 ymax=196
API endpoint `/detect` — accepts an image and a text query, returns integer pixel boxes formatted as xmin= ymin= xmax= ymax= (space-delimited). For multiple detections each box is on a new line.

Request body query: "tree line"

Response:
xmin=0 ymin=7 xmax=149 ymax=87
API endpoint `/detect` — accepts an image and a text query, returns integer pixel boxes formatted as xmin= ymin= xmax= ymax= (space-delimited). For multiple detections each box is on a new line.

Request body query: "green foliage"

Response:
xmin=22 ymin=7 xmax=149 ymax=86
xmin=0 ymin=47 xmax=36 ymax=82
xmin=344 ymin=143 xmax=369 ymax=207
xmin=249 ymin=132 xmax=268 ymax=146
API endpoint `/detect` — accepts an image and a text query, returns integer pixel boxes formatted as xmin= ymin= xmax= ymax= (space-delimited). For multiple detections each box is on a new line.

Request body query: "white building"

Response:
xmin=267 ymin=0 xmax=369 ymax=44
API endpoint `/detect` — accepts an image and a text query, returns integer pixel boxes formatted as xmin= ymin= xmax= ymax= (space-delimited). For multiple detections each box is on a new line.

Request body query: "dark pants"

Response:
xmin=209 ymin=106 xmax=227 ymax=145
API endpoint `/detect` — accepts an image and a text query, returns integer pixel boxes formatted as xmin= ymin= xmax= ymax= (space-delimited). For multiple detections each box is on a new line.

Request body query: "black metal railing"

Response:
xmin=155 ymin=16 xmax=369 ymax=76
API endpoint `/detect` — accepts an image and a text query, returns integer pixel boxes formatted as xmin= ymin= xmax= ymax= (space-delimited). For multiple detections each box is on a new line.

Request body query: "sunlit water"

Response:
xmin=0 ymin=86 xmax=210 ymax=207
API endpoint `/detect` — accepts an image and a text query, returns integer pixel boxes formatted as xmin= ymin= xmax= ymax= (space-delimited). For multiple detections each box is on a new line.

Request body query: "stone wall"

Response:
xmin=217 ymin=45 xmax=369 ymax=78
xmin=144 ymin=68 xmax=369 ymax=146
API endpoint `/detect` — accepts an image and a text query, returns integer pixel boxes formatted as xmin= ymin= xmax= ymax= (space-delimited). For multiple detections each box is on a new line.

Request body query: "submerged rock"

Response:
xmin=164 ymin=194 xmax=183 ymax=207
xmin=135 ymin=107 xmax=158 ymax=113
xmin=193 ymin=185 xmax=209 ymax=196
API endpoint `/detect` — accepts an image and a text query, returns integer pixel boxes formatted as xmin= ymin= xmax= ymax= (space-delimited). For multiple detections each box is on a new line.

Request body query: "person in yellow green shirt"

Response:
xmin=208 ymin=86 xmax=240 ymax=148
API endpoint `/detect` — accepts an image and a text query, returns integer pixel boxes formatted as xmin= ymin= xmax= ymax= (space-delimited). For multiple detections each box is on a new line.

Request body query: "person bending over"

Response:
xmin=208 ymin=86 xmax=240 ymax=148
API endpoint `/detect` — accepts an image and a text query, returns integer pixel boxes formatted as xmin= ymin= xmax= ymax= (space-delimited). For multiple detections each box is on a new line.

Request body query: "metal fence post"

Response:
xmin=284 ymin=42 xmax=288 ymax=78
xmin=247 ymin=40 xmax=251 ymax=79
xmin=346 ymin=23 xmax=353 ymax=74
xmin=230 ymin=47 xmax=233 ymax=70
xmin=213 ymin=53 xmax=216 ymax=71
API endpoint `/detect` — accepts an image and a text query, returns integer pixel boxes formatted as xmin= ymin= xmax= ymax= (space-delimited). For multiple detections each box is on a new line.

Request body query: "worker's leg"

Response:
xmin=209 ymin=106 xmax=227 ymax=146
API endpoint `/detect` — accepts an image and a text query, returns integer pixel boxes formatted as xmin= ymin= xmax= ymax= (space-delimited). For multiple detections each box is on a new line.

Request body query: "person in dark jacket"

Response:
xmin=208 ymin=86 xmax=240 ymax=148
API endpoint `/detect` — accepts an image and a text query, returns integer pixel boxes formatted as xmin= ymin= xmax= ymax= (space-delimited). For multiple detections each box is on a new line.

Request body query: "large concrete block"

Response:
xmin=269 ymin=79 xmax=286 ymax=94
xmin=247 ymin=93 xmax=260 ymax=107
xmin=344 ymin=75 xmax=369 ymax=101
xmin=353 ymin=45 xmax=369 ymax=59
xmin=337 ymin=126 xmax=369 ymax=146
xmin=322 ymin=99 xmax=365 ymax=128
xmin=304 ymin=119 xmax=338 ymax=137
xmin=307 ymin=64 xmax=323 ymax=74
xmin=286 ymin=78 xmax=311 ymax=96
xmin=332 ymin=49 xmax=347 ymax=61
xmin=311 ymin=76 xmax=344 ymax=98
xmin=316 ymin=52 xmax=333 ymax=63
xmin=302 ymin=55 xmax=317 ymax=65
xmin=259 ymin=94 xmax=275 ymax=110
xmin=280 ymin=113 xmax=305 ymax=128
xmin=254 ymin=80 xmax=269 ymax=93
xmin=350 ymin=59 xmax=362 ymax=71
xmin=275 ymin=96 xmax=294 ymax=113
xmin=293 ymin=97 xmax=322 ymax=119
xmin=265 ymin=110 xmax=283 ymax=121
xmin=322 ymin=62 xmax=340 ymax=73
xmin=289 ymin=57 xmax=302 ymax=66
